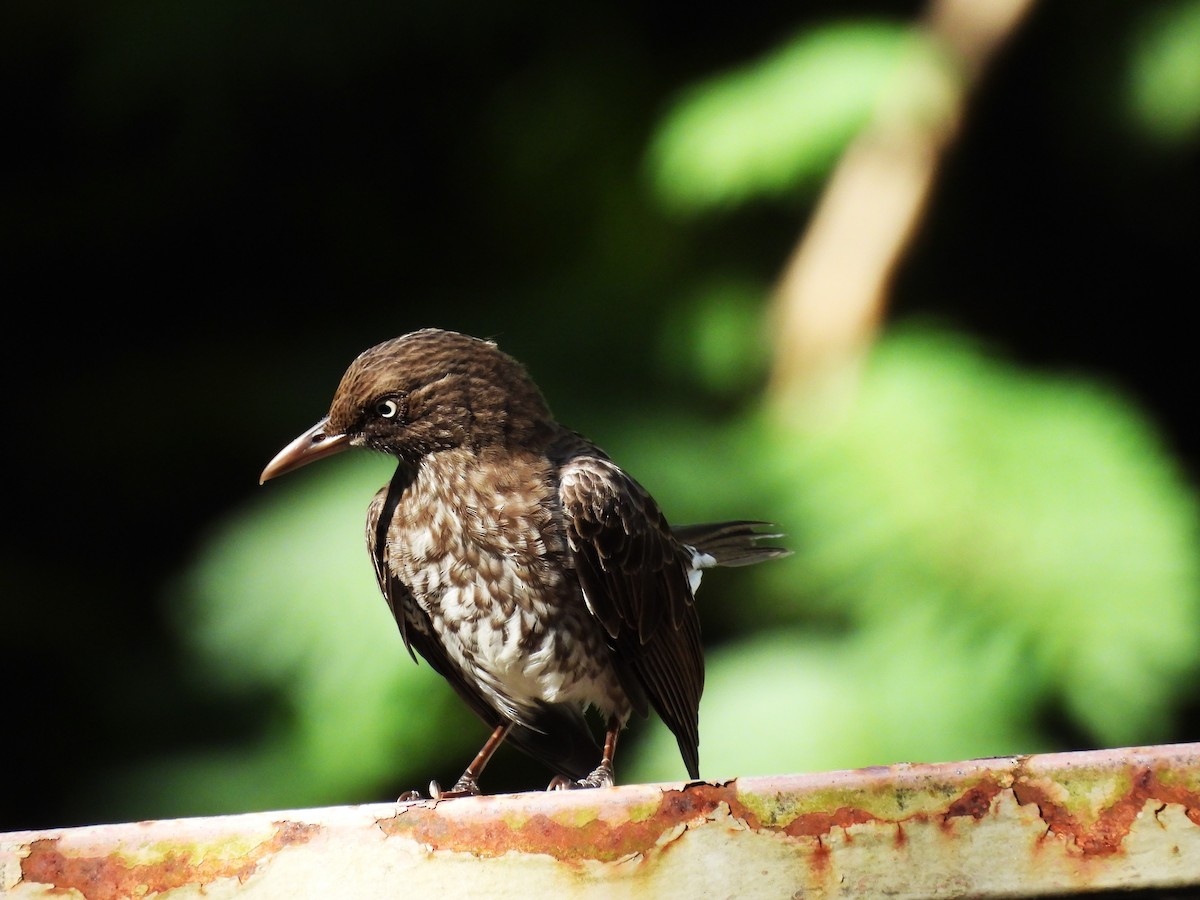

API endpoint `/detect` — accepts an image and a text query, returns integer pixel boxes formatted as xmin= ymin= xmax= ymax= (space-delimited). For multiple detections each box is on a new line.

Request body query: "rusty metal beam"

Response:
xmin=3 ymin=743 xmax=1198 ymax=898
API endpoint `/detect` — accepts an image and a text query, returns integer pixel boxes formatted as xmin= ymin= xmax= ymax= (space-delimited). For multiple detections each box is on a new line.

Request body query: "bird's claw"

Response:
xmin=396 ymin=775 xmax=482 ymax=802
xmin=547 ymin=763 xmax=615 ymax=791
xmin=428 ymin=776 xmax=482 ymax=800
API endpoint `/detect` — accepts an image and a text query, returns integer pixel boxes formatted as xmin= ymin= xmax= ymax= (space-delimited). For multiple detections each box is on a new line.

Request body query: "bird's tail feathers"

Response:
xmin=673 ymin=520 xmax=791 ymax=567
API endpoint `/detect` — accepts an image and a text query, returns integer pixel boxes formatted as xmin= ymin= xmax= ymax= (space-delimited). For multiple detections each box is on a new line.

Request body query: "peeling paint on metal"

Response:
xmin=16 ymin=820 xmax=320 ymax=900
xmin=1011 ymin=762 xmax=1197 ymax=856
xmin=378 ymin=747 xmax=1200 ymax=872
xmin=4 ymin=744 xmax=1199 ymax=898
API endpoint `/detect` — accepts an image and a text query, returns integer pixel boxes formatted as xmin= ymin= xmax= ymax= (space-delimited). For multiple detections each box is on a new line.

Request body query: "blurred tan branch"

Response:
xmin=768 ymin=0 xmax=1039 ymax=423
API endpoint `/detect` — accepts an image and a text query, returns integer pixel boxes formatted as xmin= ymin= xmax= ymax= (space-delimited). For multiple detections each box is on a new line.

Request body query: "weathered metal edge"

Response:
xmin=3 ymin=742 xmax=1198 ymax=899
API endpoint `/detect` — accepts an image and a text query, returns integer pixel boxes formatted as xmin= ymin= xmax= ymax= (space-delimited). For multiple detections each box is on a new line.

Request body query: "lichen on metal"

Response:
xmin=3 ymin=743 xmax=1198 ymax=898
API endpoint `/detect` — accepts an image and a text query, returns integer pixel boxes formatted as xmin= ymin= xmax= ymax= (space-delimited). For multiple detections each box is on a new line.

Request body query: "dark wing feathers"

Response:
xmin=557 ymin=452 xmax=704 ymax=779
xmin=368 ymin=474 xmax=418 ymax=661
xmin=367 ymin=474 xmax=598 ymax=782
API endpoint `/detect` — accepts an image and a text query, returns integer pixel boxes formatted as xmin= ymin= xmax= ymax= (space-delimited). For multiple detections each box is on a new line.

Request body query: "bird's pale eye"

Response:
xmin=375 ymin=398 xmax=400 ymax=419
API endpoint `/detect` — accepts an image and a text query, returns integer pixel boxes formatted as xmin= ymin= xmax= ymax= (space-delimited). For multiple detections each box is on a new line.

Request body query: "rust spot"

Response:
xmin=944 ymin=778 xmax=1004 ymax=822
xmin=18 ymin=821 xmax=321 ymax=900
xmin=1012 ymin=763 xmax=1200 ymax=857
xmin=780 ymin=807 xmax=876 ymax=839
xmin=809 ymin=835 xmax=831 ymax=876
xmin=383 ymin=783 xmax=741 ymax=864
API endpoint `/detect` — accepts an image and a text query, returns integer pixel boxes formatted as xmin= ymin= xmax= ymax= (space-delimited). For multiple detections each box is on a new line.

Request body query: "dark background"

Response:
xmin=3 ymin=0 xmax=1197 ymax=832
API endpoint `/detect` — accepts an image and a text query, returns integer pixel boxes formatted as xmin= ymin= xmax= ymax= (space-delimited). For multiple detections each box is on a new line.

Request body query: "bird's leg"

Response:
xmin=426 ymin=722 xmax=513 ymax=800
xmin=580 ymin=720 xmax=619 ymax=788
xmin=548 ymin=718 xmax=619 ymax=791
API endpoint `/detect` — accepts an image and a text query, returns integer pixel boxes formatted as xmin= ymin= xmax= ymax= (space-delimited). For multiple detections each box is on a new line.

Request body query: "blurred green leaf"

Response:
xmin=646 ymin=20 xmax=947 ymax=212
xmin=1125 ymin=0 xmax=1200 ymax=145
xmin=659 ymin=277 xmax=773 ymax=398
xmin=760 ymin=326 xmax=1200 ymax=747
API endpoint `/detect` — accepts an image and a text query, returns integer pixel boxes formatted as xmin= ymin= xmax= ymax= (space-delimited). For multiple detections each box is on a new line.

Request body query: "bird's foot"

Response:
xmin=429 ymin=774 xmax=482 ymax=800
xmin=547 ymin=763 xmax=614 ymax=791
xmin=396 ymin=774 xmax=482 ymax=802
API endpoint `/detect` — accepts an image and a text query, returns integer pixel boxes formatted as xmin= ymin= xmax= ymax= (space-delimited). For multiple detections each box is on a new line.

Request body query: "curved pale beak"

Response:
xmin=260 ymin=417 xmax=352 ymax=484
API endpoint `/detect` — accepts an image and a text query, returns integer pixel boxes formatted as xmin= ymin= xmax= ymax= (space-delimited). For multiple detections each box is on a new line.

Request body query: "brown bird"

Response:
xmin=260 ymin=328 xmax=787 ymax=798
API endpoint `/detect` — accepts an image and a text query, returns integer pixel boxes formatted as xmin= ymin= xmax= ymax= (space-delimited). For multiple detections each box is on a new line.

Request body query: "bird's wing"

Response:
xmin=367 ymin=474 xmax=419 ymax=662
xmin=367 ymin=474 xmax=598 ymax=782
xmin=556 ymin=447 xmax=703 ymax=779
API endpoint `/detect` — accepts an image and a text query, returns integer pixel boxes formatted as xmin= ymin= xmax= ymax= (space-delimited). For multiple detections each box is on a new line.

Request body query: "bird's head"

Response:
xmin=260 ymin=328 xmax=554 ymax=483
